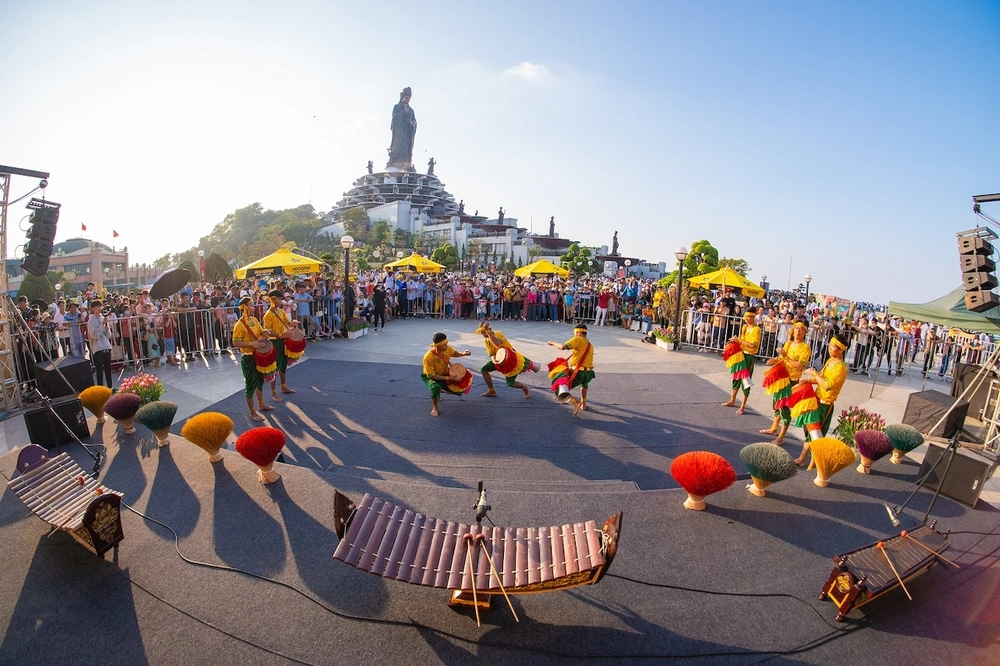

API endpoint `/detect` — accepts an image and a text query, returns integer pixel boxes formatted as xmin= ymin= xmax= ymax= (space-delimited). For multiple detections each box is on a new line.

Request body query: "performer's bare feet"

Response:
xmin=481 ymin=391 xmax=497 ymax=398
xmin=271 ymin=394 xmax=283 ymax=403
xmin=579 ymin=401 xmax=587 ymax=411
xmin=794 ymin=457 xmax=806 ymax=467
xmin=281 ymin=387 xmax=296 ymax=394
xmin=572 ymin=398 xmax=584 ymax=416
xmin=431 ymin=406 xmax=439 ymax=417
xmin=721 ymin=401 xmax=736 ymax=407
xmin=772 ymin=437 xmax=785 ymax=446
xmin=522 ymin=386 xmax=530 ymax=398
xmin=258 ymin=404 xmax=275 ymax=412
xmin=759 ymin=428 xmax=778 ymax=435
xmin=735 ymin=407 xmax=746 ymax=415
xmin=250 ymin=412 xmax=265 ymax=422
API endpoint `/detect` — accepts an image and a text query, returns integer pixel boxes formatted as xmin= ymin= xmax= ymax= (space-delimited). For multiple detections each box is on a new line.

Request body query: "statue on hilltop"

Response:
xmin=612 ymin=231 xmax=619 ymax=256
xmin=387 ymin=87 xmax=417 ymax=170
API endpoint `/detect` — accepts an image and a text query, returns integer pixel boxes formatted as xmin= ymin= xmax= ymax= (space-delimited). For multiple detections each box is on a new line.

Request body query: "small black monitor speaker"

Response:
xmin=919 ymin=443 xmax=996 ymax=507
xmin=23 ymin=396 xmax=90 ymax=449
xmin=35 ymin=355 xmax=94 ymax=398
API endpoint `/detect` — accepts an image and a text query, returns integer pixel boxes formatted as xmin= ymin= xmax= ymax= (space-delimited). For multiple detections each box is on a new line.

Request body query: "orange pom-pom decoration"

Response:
xmin=235 ymin=427 xmax=286 ymax=484
xmin=670 ymin=451 xmax=737 ymax=510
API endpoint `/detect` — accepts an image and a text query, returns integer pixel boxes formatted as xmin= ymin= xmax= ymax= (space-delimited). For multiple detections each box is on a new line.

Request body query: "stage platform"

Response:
xmin=1 ymin=320 xmax=998 ymax=665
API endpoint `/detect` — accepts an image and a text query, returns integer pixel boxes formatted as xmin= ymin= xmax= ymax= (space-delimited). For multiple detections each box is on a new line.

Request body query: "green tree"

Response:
xmin=559 ymin=243 xmax=596 ymax=276
xmin=660 ymin=239 xmax=723 ymax=288
xmin=17 ymin=272 xmax=54 ymax=303
xmin=178 ymin=260 xmax=198 ymax=283
xmin=431 ymin=243 xmax=460 ymax=270
xmin=153 ymin=254 xmax=173 ymax=271
xmin=204 ymin=253 xmax=233 ymax=284
xmin=339 ymin=207 xmax=371 ymax=242
xmin=718 ymin=257 xmax=752 ymax=277
xmin=371 ymin=220 xmax=392 ymax=247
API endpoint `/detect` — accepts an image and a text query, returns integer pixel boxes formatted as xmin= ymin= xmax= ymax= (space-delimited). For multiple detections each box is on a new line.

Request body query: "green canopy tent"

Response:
xmin=888 ymin=286 xmax=1000 ymax=335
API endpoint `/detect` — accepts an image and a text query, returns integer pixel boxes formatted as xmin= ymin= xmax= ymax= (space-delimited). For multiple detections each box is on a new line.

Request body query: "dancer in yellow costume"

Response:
xmin=264 ymin=290 xmax=299 ymax=402
xmin=792 ymin=333 xmax=849 ymax=465
xmin=547 ymin=324 xmax=596 ymax=416
xmin=421 ymin=332 xmax=472 ymax=417
xmin=759 ymin=320 xmax=811 ymax=445
xmin=231 ymin=297 xmax=275 ymax=422
xmin=722 ymin=307 xmax=761 ymax=415
xmin=477 ymin=322 xmax=540 ymax=399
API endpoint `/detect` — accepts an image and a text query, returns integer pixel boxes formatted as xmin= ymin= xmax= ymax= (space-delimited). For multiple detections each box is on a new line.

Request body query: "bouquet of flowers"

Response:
xmin=118 ymin=372 xmax=165 ymax=405
xmin=833 ymin=405 xmax=885 ymax=447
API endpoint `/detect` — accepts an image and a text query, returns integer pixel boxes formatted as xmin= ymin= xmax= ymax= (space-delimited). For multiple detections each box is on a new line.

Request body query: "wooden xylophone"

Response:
xmin=332 ymin=491 xmax=623 ymax=611
xmin=6 ymin=444 xmax=124 ymax=558
xmin=820 ymin=522 xmax=951 ymax=621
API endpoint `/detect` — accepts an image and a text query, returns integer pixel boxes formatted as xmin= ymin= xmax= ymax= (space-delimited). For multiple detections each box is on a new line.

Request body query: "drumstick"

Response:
xmin=463 ymin=535 xmax=481 ymax=627
xmin=876 ymin=541 xmax=912 ymax=600
xmin=474 ymin=534 xmax=519 ymax=622
xmin=900 ymin=530 xmax=960 ymax=568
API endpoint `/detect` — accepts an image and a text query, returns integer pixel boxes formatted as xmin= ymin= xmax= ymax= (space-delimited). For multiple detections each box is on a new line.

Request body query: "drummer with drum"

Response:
xmin=231 ymin=297 xmax=276 ymax=422
xmin=264 ymin=289 xmax=304 ymax=402
xmin=421 ymin=332 xmax=473 ymax=417
xmin=477 ymin=322 xmax=541 ymax=399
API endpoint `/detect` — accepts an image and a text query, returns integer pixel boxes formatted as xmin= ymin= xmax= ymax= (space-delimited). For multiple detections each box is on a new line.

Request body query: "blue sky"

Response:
xmin=2 ymin=1 xmax=998 ymax=304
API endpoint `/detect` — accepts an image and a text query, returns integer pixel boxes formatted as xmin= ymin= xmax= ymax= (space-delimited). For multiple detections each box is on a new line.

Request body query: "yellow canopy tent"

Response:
xmin=234 ymin=248 xmax=323 ymax=280
xmin=687 ymin=267 xmax=765 ymax=298
xmin=514 ymin=259 xmax=570 ymax=278
xmin=383 ymin=253 xmax=446 ymax=273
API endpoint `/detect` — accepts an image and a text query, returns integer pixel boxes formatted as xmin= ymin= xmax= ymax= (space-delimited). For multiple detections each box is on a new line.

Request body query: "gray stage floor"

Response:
xmin=1 ymin=320 xmax=998 ymax=665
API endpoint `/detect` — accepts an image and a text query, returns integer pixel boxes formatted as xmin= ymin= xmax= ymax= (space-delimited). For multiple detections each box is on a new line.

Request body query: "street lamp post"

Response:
xmin=197 ymin=249 xmax=206 ymax=284
xmin=673 ymin=247 xmax=688 ymax=350
xmin=341 ymin=235 xmax=355 ymax=336
xmin=804 ymin=273 xmax=812 ymax=305
xmin=624 ymin=259 xmax=631 ymax=277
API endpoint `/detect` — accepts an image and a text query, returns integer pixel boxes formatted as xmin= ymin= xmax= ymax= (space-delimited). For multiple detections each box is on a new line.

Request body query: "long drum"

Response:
xmin=253 ymin=338 xmax=277 ymax=379
xmin=446 ymin=363 xmax=474 ymax=395
xmin=493 ymin=347 xmax=522 ymax=375
xmin=333 ymin=491 xmax=623 ymax=595
xmin=283 ymin=327 xmax=307 ymax=359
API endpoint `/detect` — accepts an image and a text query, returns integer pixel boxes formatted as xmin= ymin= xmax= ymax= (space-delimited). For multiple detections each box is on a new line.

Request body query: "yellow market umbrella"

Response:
xmin=383 ymin=253 xmax=445 ymax=273
xmin=514 ymin=258 xmax=570 ymax=278
xmin=687 ymin=267 xmax=765 ymax=298
xmin=234 ymin=248 xmax=323 ymax=280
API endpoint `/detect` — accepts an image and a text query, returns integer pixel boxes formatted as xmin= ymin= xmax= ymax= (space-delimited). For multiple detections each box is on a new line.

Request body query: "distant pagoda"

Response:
xmin=329 ymin=170 xmax=460 ymax=220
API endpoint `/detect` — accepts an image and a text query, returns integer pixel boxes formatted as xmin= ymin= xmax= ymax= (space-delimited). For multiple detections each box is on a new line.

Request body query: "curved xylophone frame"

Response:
xmin=332 ymin=491 xmax=623 ymax=616
xmin=820 ymin=522 xmax=952 ymax=621
xmin=7 ymin=444 xmax=124 ymax=558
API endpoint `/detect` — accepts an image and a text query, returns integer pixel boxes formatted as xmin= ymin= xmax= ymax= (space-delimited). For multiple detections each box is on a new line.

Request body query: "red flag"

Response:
xmin=113 ymin=230 xmax=119 ymax=237
xmin=81 ymin=223 xmax=87 ymax=231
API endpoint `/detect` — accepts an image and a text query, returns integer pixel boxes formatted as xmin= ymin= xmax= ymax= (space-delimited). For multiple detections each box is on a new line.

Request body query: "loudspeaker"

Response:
xmin=965 ymin=289 xmax=999 ymax=313
xmin=919 ymin=442 xmax=996 ymax=507
xmin=960 ymin=254 xmax=996 ymax=273
xmin=34 ymin=355 xmax=94 ymax=398
xmin=958 ymin=236 xmax=993 ymax=255
xmin=20 ymin=254 xmax=50 ymax=277
xmin=963 ymin=271 xmax=999 ymax=291
xmin=902 ymin=390 xmax=969 ymax=439
xmin=23 ymin=396 xmax=90 ymax=449
xmin=952 ymin=362 xmax=998 ymax=422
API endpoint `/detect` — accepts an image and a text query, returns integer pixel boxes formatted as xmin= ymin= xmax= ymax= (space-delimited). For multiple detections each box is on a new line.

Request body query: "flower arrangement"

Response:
xmin=346 ymin=317 xmax=369 ymax=332
xmin=833 ymin=406 xmax=885 ymax=447
xmin=118 ymin=372 xmax=165 ymax=405
xmin=653 ymin=326 xmax=675 ymax=344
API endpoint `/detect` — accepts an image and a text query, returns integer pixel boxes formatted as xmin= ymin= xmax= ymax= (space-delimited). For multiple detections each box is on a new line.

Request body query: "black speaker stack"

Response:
xmin=957 ymin=228 xmax=999 ymax=313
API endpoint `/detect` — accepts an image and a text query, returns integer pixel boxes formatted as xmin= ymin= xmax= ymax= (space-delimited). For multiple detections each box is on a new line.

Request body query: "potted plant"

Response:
xmin=346 ymin=317 xmax=369 ymax=340
xmin=652 ymin=327 xmax=675 ymax=350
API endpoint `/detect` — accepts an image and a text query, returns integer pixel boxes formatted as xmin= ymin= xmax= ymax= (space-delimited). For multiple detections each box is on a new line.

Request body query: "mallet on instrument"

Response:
xmin=900 ymin=530 xmax=960 ymax=568
xmin=876 ymin=541 xmax=912 ymax=601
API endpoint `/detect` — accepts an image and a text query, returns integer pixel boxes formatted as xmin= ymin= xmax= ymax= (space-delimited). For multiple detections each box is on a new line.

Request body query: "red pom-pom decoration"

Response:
xmin=670 ymin=451 xmax=737 ymax=510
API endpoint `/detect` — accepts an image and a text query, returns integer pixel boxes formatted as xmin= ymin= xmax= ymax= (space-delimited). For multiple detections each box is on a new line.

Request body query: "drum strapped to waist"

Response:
xmin=446 ymin=362 xmax=474 ymax=395
xmin=492 ymin=347 xmax=521 ymax=375
xmin=252 ymin=338 xmax=277 ymax=376
xmin=333 ymin=491 xmax=623 ymax=613
xmin=282 ymin=326 xmax=307 ymax=355
xmin=547 ymin=356 xmax=573 ymax=403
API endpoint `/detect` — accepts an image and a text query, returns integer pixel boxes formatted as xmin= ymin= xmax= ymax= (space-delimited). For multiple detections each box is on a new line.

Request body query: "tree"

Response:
xmin=339 ymin=207 xmax=371 ymax=242
xmin=659 ymin=239 xmax=721 ymax=288
xmin=17 ymin=272 xmax=54 ymax=303
xmin=371 ymin=220 xmax=392 ymax=247
xmin=204 ymin=253 xmax=233 ymax=284
xmin=718 ymin=257 xmax=751 ymax=277
xmin=153 ymin=254 xmax=173 ymax=271
xmin=559 ymin=243 xmax=596 ymax=276
xmin=431 ymin=243 xmax=459 ymax=270
xmin=178 ymin=260 xmax=198 ymax=284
